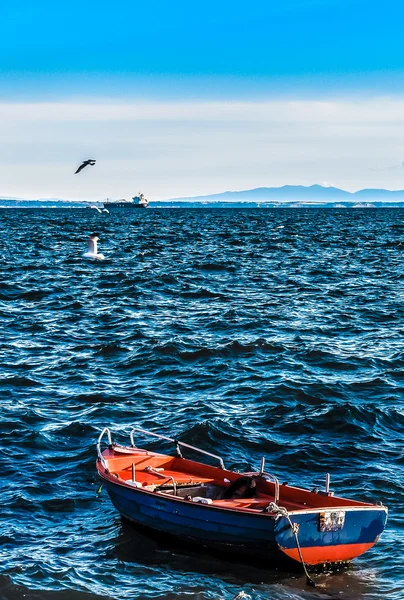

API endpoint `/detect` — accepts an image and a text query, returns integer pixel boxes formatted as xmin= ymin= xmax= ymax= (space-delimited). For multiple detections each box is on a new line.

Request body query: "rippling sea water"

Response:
xmin=1 ymin=207 xmax=403 ymax=600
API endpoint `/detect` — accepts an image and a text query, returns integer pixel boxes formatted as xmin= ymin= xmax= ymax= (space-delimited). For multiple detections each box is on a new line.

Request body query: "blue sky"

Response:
xmin=1 ymin=0 xmax=403 ymax=98
xmin=1 ymin=1 xmax=404 ymax=200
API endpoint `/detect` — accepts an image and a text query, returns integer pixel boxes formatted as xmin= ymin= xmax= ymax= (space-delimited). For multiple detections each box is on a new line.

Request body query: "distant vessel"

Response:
xmin=103 ymin=193 xmax=149 ymax=210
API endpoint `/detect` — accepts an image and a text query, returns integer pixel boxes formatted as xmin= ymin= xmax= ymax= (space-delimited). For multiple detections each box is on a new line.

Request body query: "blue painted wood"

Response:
xmin=105 ymin=479 xmax=387 ymax=559
xmin=105 ymin=480 xmax=278 ymax=554
xmin=274 ymin=508 xmax=388 ymax=550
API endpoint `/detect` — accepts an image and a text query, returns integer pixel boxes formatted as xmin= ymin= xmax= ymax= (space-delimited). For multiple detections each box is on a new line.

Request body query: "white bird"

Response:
xmin=83 ymin=233 xmax=105 ymax=260
xmin=89 ymin=205 xmax=102 ymax=213
xmin=102 ymin=208 xmax=110 ymax=214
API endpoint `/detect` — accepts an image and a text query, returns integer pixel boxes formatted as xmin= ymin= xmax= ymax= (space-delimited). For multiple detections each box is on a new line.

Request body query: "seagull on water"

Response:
xmin=83 ymin=233 xmax=105 ymax=260
xmin=75 ymin=159 xmax=96 ymax=174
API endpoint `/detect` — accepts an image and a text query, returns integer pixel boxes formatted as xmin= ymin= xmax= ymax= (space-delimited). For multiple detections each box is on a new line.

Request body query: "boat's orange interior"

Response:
xmin=99 ymin=446 xmax=370 ymax=512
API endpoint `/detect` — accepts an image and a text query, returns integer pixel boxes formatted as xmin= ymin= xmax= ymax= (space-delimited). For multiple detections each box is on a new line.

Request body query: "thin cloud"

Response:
xmin=1 ymin=97 xmax=404 ymax=200
xmin=370 ymin=162 xmax=404 ymax=172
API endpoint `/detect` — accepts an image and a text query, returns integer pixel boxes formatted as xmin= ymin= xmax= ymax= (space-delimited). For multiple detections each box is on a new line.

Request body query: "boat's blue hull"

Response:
xmin=105 ymin=479 xmax=278 ymax=556
xmin=104 ymin=478 xmax=387 ymax=565
xmin=273 ymin=507 xmax=387 ymax=564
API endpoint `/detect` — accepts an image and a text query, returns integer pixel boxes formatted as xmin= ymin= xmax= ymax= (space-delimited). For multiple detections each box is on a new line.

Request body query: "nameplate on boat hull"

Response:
xmin=319 ymin=510 xmax=345 ymax=532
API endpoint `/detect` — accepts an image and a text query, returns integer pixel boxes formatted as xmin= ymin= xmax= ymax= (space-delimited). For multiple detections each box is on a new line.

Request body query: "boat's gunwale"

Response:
xmin=97 ymin=452 xmax=386 ymax=519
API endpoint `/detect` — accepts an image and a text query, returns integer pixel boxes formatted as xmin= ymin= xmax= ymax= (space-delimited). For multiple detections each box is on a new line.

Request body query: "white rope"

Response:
xmin=269 ymin=502 xmax=316 ymax=587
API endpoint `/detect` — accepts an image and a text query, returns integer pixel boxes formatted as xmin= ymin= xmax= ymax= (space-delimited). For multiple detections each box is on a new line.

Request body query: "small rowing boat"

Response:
xmin=96 ymin=427 xmax=387 ymax=579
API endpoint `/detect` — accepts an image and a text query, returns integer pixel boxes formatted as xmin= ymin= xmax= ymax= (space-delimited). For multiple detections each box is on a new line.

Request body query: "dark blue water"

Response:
xmin=1 ymin=208 xmax=403 ymax=600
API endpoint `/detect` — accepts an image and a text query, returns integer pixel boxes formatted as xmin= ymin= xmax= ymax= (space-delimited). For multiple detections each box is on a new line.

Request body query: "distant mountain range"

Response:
xmin=2 ymin=185 xmax=404 ymax=208
xmin=158 ymin=184 xmax=404 ymax=205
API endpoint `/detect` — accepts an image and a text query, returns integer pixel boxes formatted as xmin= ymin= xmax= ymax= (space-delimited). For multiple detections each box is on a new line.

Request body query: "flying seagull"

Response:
xmin=75 ymin=159 xmax=96 ymax=174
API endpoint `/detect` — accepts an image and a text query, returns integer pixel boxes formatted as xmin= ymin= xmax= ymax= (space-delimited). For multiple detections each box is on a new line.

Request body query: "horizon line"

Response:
xmin=4 ymin=182 xmax=404 ymax=204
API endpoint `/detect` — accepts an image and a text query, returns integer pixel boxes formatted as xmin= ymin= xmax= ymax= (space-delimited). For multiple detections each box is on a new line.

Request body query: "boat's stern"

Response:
xmin=273 ymin=504 xmax=388 ymax=567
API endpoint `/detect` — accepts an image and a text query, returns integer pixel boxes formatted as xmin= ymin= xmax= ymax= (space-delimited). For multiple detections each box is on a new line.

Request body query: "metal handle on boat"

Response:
xmin=145 ymin=466 xmax=177 ymax=495
xmin=97 ymin=427 xmax=112 ymax=469
xmin=243 ymin=467 xmax=280 ymax=504
xmin=262 ymin=472 xmax=280 ymax=505
xmin=130 ymin=427 xmax=225 ymax=470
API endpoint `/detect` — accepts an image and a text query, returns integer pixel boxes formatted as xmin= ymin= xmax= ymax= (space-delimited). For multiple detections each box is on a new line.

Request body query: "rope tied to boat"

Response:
xmin=268 ymin=502 xmax=316 ymax=587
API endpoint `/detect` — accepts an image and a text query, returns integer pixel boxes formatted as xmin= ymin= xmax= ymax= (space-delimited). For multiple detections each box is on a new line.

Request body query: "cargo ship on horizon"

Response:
xmin=103 ymin=193 xmax=149 ymax=209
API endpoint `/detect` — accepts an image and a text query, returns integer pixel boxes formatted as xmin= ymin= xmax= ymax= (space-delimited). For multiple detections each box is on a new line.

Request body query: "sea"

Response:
xmin=0 ymin=207 xmax=403 ymax=600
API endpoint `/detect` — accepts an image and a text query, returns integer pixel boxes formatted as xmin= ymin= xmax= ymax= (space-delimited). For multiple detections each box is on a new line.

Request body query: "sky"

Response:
xmin=1 ymin=0 xmax=404 ymax=200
